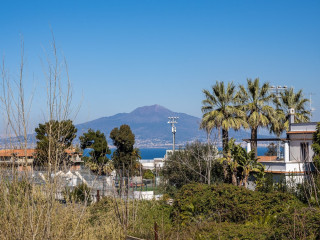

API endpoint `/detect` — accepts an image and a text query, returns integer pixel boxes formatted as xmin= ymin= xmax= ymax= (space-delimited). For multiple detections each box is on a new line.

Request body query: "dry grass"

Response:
xmin=0 ymin=174 xmax=125 ymax=240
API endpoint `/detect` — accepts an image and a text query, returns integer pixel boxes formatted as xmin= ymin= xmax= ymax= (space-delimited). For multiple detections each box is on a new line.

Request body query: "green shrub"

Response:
xmin=89 ymin=197 xmax=173 ymax=240
xmin=273 ymin=207 xmax=320 ymax=239
xmin=67 ymin=183 xmax=92 ymax=204
xmin=171 ymin=221 xmax=273 ymax=240
xmin=86 ymin=184 xmax=320 ymax=239
xmin=173 ymin=183 xmax=303 ymax=224
xmin=143 ymin=169 xmax=154 ymax=179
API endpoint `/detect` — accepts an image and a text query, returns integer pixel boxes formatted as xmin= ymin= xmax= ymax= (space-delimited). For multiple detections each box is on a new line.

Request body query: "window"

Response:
xmin=300 ymin=142 xmax=309 ymax=161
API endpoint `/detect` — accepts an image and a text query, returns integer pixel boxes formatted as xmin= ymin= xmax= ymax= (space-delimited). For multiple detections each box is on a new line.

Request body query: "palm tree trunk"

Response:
xmin=232 ymin=170 xmax=237 ymax=186
xmin=223 ymin=162 xmax=228 ymax=183
xmin=251 ymin=128 xmax=258 ymax=158
xmin=222 ymin=128 xmax=229 ymax=155
xmin=244 ymin=175 xmax=249 ymax=188
xmin=239 ymin=179 xmax=243 ymax=187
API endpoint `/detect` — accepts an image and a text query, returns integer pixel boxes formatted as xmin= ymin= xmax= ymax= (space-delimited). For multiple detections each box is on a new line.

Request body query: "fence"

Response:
xmin=0 ymin=166 xmax=163 ymax=202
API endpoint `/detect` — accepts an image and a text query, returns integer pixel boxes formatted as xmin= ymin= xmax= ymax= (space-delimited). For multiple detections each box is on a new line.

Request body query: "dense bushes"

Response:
xmin=169 ymin=183 xmax=320 ymax=239
xmin=89 ymin=197 xmax=173 ymax=239
xmin=85 ymin=183 xmax=320 ymax=239
xmin=173 ymin=183 xmax=303 ymax=224
xmin=162 ymin=142 xmax=223 ymax=190
xmin=3 ymin=175 xmax=320 ymax=239
xmin=0 ymin=176 xmax=99 ymax=239
xmin=172 ymin=222 xmax=273 ymax=240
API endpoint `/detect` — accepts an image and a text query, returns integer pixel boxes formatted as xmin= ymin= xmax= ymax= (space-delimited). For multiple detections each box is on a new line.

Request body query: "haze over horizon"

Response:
xmin=0 ymin=0 xmax=319 ymax=134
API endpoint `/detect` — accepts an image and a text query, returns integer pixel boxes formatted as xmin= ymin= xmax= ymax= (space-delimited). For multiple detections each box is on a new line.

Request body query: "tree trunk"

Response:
xmin=251 ymin=128 xmax=258 ymax=158
xmin=232 ymin=171 xmax=237 ymax=186
xmin=222 ymin=128 xmax=229 ymax=156
xmin=239 ymin=179 xmax=243 ymax=187
xmin=223 ymin=162 xmax=228 ymax=183
xmin=244 ymin=175 xmax=249 ymax=188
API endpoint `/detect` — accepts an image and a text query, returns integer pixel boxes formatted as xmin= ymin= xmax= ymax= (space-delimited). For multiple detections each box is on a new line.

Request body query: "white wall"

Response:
xmin=289 ymin=133 xmax=314 ymax=162
xmin=133 ymin=191 xmax=154 ymax=200
xmin=290 ymin=122 xmax=316 ymax=132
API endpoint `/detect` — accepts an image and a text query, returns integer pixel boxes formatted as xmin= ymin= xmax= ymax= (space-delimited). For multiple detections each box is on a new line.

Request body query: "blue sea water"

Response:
xmin=83 ymin=147 xmax=269 ymax=159
xmin=83 ymin=148 xmax=168 ymax=159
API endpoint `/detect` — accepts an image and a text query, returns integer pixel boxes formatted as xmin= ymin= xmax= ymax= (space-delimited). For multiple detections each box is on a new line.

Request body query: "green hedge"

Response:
xmin=173 ymin=183 xmax=303 ymax=224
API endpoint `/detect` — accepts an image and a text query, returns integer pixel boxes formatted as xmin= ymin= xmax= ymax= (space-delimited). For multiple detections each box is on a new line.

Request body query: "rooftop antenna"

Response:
xmin=168 ymin=117 xmax=179 ymax=152
xmin=270 ymin=85 xmax=287 ymax=99
xmin=270 ymin=85 xmax=287 ymax=159
xmin=309 ymin=93 xmax=316 ymax=121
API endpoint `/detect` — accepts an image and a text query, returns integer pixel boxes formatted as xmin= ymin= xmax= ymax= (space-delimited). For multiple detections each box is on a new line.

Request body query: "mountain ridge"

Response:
xmin=0 ymin=105 xmax=273 ymax=148
xmin=75 ymin=104 xmax=257 ymax=148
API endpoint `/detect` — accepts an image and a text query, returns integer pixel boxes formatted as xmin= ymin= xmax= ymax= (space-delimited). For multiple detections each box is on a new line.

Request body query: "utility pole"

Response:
xmin=270 ymin=85 xmax=287 ymax=159
xmin=206 ymin=155 xmax=213 ymax=185
xmin=168 ymin=117 xmax=179 ymax=152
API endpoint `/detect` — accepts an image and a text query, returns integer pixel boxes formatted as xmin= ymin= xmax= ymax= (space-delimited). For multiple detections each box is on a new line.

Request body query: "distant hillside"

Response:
xmin=76 ymin=105 xmax=203 ymax=147
xmin=75 ymin=104 xmax=260 ymax=148
xmin=0 ymin=105 xmax=274 ymax=149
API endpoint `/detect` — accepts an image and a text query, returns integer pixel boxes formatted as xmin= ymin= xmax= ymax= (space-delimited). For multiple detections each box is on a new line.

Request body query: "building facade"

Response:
xmin=245 ymin=109 xmax=316 ymax=183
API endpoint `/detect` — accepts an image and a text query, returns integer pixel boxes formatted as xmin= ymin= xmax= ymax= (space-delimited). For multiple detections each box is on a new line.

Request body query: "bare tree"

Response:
xmin=1 ymin=37 xmax=34 ymax=172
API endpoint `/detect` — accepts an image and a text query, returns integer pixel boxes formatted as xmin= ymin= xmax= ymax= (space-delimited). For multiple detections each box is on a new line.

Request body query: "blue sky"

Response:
xmin=0 ymin=0 xmax=319 ymax=131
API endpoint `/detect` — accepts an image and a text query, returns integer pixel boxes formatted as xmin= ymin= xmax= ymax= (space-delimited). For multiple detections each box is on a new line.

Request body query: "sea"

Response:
xmin=84 ymin=147 xmax=269 ymax=159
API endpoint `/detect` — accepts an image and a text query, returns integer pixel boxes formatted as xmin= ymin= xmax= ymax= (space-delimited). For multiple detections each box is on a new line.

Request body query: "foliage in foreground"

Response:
xmin=0 ymin=177 xmax=110 ymax=240
xmin=89 ymin=197 xmax=173 ymax=240
xmin=85 ymin=182 xmax=320 ymax=239
xmin=171 ymin=183 xmax=320 ymax=239
xmin=173 ymin=183 xmax=303 ymax=224
xmin=3 ymin=175 xmax=320 ymax=240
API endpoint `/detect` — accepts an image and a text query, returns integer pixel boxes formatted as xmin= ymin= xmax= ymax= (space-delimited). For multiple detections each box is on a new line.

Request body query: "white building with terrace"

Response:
xmin=244 ymin=108 xmax=316 ymax=182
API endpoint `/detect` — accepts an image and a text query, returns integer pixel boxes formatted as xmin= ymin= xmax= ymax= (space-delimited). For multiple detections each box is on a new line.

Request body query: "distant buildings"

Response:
xmin=0 ymin=148 xmax=83 ymax=171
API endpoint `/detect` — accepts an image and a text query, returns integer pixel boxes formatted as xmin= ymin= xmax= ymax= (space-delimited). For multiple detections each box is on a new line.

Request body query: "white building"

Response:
xmin=244 ymin=109 xmax=316 ymax=182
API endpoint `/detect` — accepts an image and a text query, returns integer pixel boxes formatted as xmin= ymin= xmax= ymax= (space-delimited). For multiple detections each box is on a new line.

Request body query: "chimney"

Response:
xmin=289 ymin=108 xmax=295 ymax=131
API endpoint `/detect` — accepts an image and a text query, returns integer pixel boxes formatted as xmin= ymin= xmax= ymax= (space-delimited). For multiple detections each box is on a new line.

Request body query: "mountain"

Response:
xmin=76 ymin=105 xmax=203 ymax=147
xmin=0 ymin=104 xmax=275 ymax=149
xmin=75 ymin=104 xmax=257 ymax=148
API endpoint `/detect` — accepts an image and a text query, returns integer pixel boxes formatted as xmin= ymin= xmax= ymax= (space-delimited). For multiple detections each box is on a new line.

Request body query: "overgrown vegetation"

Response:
xmin=1 ymin=32 xmax=318 ymax=239
xmin=162 ymin=140 xmax=264 ymax=193
xmin=162 ymin=141 xmax=223 ymax=191
xmin=3 ymin=173 xmax=320 ymax=240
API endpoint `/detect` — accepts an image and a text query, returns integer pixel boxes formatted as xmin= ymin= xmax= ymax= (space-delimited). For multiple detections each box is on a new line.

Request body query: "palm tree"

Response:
xmin=231 ymin=144 xmax=264 ymax=188
xmin=224 ymin=138 xmax=239 ymax=185
xmin=201 ymin=81 xmax=247 ymax=154
xmin=273 ymin=87 xmax=310 ymax=133
xmin=223 ymin=139 xmax=264 ymax=187
xmin=238 ymin=78 xmax=276 ymax=157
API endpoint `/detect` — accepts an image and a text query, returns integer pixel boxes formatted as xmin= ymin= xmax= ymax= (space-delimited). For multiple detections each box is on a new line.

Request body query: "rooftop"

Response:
xmin=257 ymin=156 xmax=278 ymax=162
xmin=0 ymin=148 xmax=81 ymax=158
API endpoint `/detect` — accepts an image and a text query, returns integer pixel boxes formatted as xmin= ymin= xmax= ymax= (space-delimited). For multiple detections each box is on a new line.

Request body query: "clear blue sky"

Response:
xmin=0 ymin=0 xmax=319 ymax=131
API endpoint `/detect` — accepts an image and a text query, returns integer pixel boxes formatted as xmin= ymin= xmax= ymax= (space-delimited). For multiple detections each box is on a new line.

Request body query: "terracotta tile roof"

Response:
xmin=287 ymin=131 xmax=315 ymax=134
xmin=0 ymin=148 xmax=81 ymax=157
xmin=65 ymin=148 xmax=80 ymax=155
xmin=257 ymin=156 xmax=278 ymax=162
xmin=264 ymin=170 xmax=306 ymax=174
xmin=0 ymin=149 xmax=35 ymax=157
